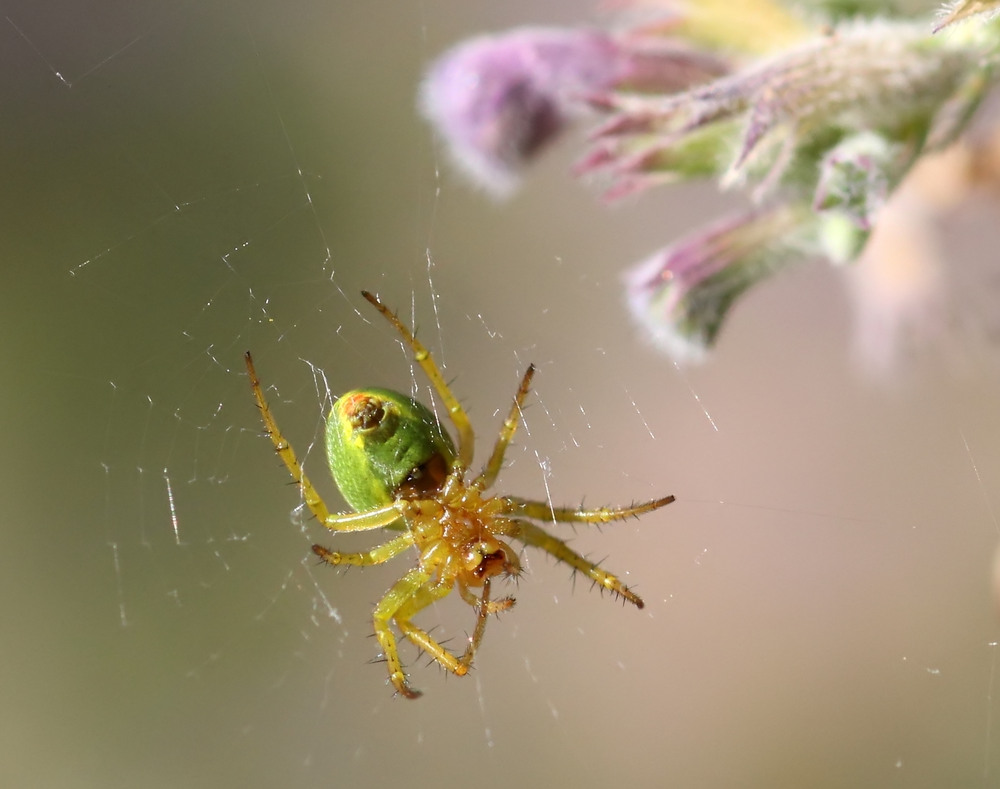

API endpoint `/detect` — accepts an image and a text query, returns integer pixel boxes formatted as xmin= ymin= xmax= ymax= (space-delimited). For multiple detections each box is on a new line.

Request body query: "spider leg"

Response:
xmin=508 ymin=494 xmax=675 ymax=524
xmin=245 ymin=351 xmax=335 ymax=525
xmin=455 ymin=579 xmax=516 ymax=671
xmin=247 ymin=352 xmax=406 ymax=534
xmin=472 ymin=364 xmax=536 ymax=491
xmin=321 ymin=504 xmax=404 ymax=532
xmin=312 ymin=532 xmax=414 ymax=567
xmin=374 ymin=569 xmax=434 ymax=699
xmin=457 ymin=581 xmax=516 ymax=615
xmin=510 ymin=519 xmax=647 ymax=608
xmin=361 ymin=290 xmax=475 ymax=471
xmin=374 ymin=569 xmax=464 ymax=699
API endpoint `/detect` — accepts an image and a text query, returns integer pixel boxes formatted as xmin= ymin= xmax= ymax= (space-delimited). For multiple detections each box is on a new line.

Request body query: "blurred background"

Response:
xmin=3 ymin=1 xmax=1000 ymax=787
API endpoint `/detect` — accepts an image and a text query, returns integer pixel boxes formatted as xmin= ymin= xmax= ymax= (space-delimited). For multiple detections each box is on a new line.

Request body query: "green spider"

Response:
xmin=244 ymin=290 xmax=674 ymax=698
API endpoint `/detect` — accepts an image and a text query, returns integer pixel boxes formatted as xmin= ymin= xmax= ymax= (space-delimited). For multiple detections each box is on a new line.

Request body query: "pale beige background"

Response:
xmin=2 ymin=1 xmax=999 ymax=787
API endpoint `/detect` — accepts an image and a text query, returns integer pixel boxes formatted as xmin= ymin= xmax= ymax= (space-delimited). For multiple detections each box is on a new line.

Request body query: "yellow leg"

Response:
xmin=321 ymin=504 xmax=403 ymax=532
xmin=246 ymin=351 xmax=405 ymax=534
xmin=312 ymin=533 xmax=414 ymax=567
xmin=361 ymin=290 xmax=475 ymax=472
xmin=456 ymin=579 xmax=515 ymax=670
xmin=395 ymin=580 xmax=465 ymax=674
xmin=457 ymin=581 xmax=516 ymax=616
xmin=374 ymin=569 xmax=458 ymax=699
xmin=245 ymin=351 xmax=334 ymax=525
xmin=511 ymin=519 xmax=647 ymax=609
xmin=508 ymin=494 xmax=675 ymax=524
xmin=473 ymin=364 xmax=535 ymax=491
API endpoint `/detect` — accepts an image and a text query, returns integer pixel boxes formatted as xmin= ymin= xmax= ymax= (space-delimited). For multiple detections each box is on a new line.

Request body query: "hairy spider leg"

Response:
xmin=473 ymin=364 xmax=536 ymax=492
xmin=497 ymin=496 xmax=676 ymax=608
xmin=361 ymin=290 xmax=475 ymax=472
xmin=373 ymin=569 xmax=482 ymax=698
xmin=509 ymin=494 xmax=676 ymax=524
xmin=456 ymin=578 xmax=516 ymax=668
xmin=245 ymin=351 xmax=334 ymax=524
xmin=312 ymin=533 xmax=414 ymax=567
xmin=314 ymin=525 xmax=517 ymax=695
xmin=457 ymin=579 xmax=516 ymax=615
xmin=245 ymin=351 xmax=405 ymax=533
xmin=507 ymin=519 xmax=652 ymax=608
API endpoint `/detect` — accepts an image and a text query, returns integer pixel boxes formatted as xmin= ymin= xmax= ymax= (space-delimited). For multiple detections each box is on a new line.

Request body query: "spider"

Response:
xmin=244 ymin=290 xmax=674 ymax=698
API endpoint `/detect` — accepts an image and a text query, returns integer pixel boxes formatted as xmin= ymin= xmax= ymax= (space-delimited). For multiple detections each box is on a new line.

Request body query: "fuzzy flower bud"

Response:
xmin=625 ymin=205 xmax=807 ymax=361
xmin=424 ymin=7 xmax=1000 ymax=362
xmin=586 ymin=20 xmax=986 ymax=198
xmin=813 ymin=131 xmax=904 ymax=231
xmin=420 ymin=27 xmax=727 ymax=196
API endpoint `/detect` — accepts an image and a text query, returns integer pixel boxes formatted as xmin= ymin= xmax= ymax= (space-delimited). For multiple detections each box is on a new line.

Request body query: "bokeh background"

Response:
xmin=3 ymin=1 xmax=1000 ymax=787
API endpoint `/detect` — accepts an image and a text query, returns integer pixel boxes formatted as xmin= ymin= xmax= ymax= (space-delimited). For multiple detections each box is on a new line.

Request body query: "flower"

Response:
xmin=625 ymin=205 xmax=807 ymax=360
xmin=585 ymin=20 xmax=985 ymax=200
xmin=422 ymin=4 xmax=1000 ymax=362
xmin=419 ymin=27 xmax=726 ymax=196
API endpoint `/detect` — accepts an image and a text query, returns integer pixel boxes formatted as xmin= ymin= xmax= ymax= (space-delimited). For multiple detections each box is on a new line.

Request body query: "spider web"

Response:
xmin=4 ymin=1 xmax=1000 ymax=787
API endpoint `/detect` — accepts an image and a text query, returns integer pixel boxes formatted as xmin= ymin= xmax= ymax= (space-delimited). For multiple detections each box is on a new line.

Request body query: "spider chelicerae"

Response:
xmin=245 ymin=290 xmax=674 ymax=698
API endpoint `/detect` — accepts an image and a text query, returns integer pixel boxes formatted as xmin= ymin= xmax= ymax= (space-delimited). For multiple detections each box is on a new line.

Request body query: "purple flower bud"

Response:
xmin=586 ymin=20 xmax=985 ymax=199
xmin=625 ymin=205 xmax=806 ymax=360
xmin=420 ymin=27 xmax=727 ymax=196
